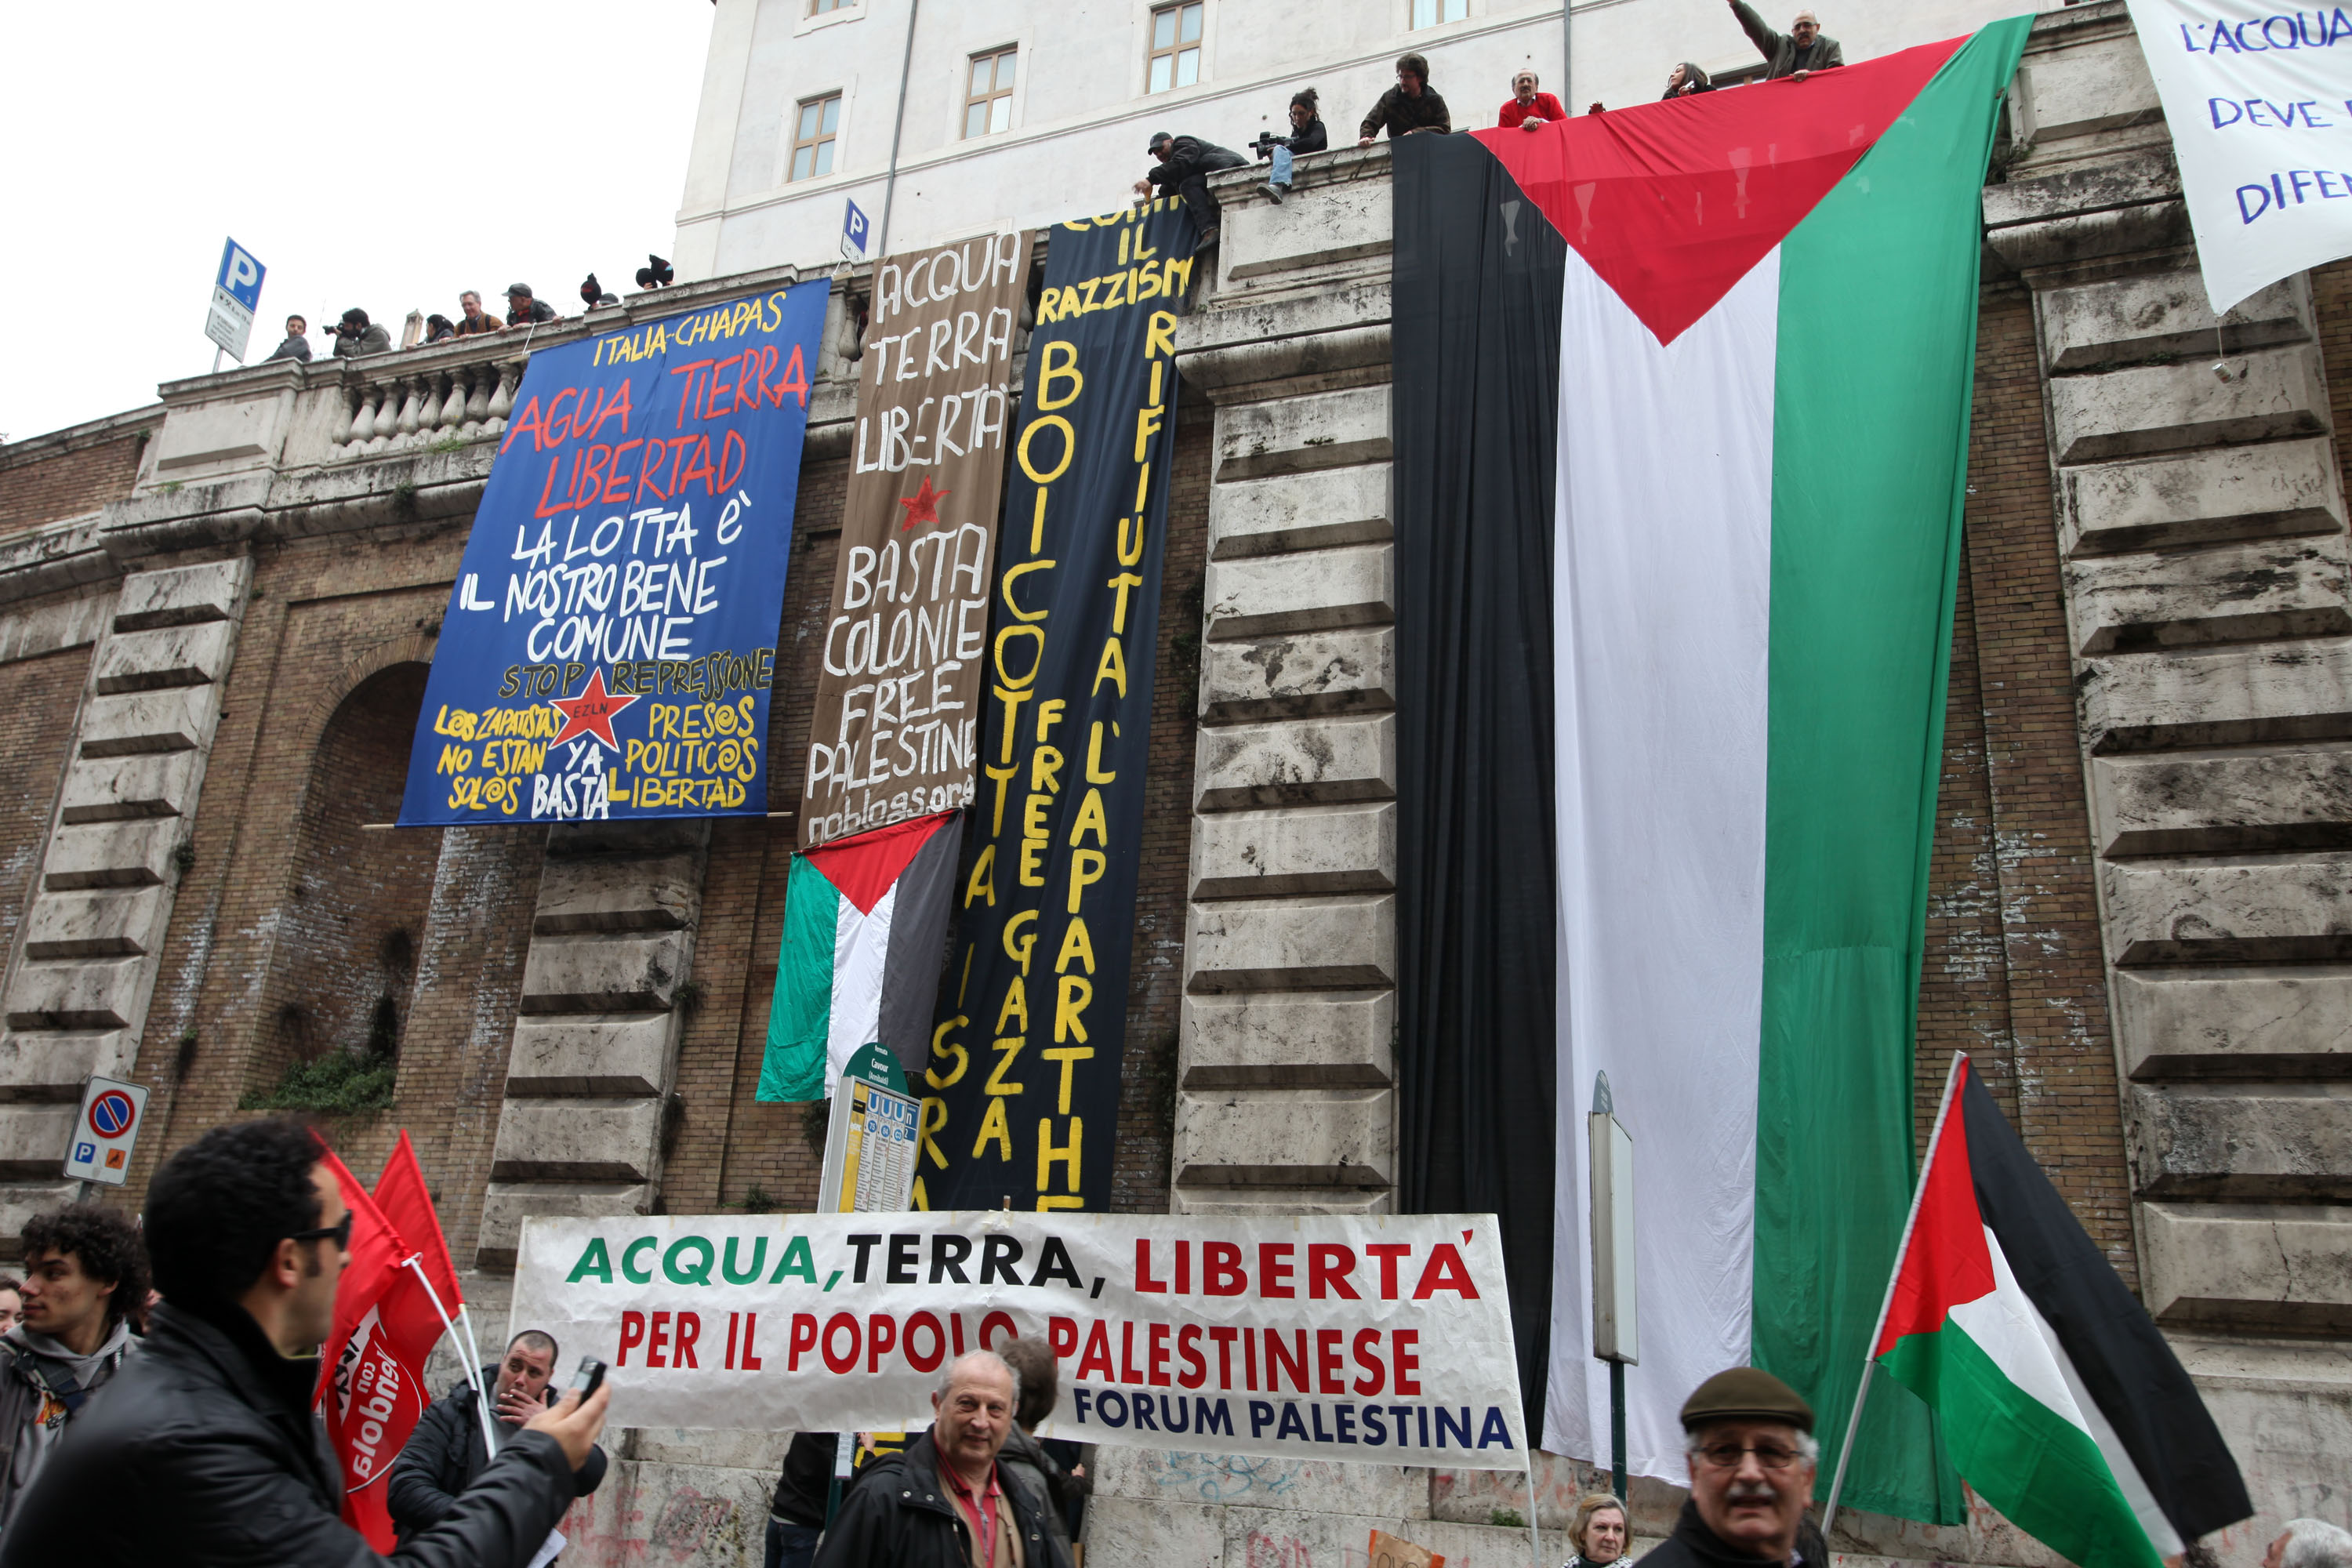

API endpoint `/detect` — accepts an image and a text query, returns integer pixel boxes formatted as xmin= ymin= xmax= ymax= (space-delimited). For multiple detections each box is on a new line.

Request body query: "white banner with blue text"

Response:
xmin=2127 ymin=0 xmax=2352 ymax=310
xmin=510 ymin=1210 xmax=1527 ymax=1468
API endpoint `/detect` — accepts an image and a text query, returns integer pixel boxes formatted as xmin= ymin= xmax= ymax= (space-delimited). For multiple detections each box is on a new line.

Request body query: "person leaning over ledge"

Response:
xmin=1357 ymin=52 xmax=1452 ymax=147
xmin=1498 ymin=69 xmax=1568 ymax=130
xmin=815 ymin=1350 xmax=1073 ymax=1568
xmin=0 ymin=1118 xmax=610 ymax=1568
xmin=1640 ymin=1367 xmax=1831 ymax=1568
xmin=1730 ymin=2 xmax=1842 ymax=81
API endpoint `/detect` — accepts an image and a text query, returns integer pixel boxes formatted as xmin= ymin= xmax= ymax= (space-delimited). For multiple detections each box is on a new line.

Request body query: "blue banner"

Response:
xmin=399 ymin=284 xmax=827 ymax=826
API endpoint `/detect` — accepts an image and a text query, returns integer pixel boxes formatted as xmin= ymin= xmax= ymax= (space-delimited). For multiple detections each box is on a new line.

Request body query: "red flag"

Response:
xmin=310 ymin=1137 xmax=445 ymax=1552
xmin=372 ymin=1133 xmax=466 ymax=1356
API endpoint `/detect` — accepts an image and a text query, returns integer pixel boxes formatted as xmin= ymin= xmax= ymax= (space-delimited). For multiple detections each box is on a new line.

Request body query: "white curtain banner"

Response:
xmin=2125 ymin=0 xmax=2352 ymax=311
xmin=510 ymin=1211 xmax=1528 ymax=1470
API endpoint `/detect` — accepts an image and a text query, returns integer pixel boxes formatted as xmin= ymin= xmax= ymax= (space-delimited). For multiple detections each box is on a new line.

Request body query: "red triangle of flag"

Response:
xmin=805 ymin=811 xmax=956 ymax=915
xmin=1875 ymin=1062 xmax=1996 ymax=1356
xmin=1474 ymin=36 xmax=1966 ymax=344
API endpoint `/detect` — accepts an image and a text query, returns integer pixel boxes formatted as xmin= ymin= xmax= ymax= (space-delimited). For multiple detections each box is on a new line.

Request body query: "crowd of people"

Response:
xmin=1138 ymin=1 xmax=1847 ymax=242
xmin=0 ymin=1116 xmax=2336 ymax=1568
xmin=252 ymin=258 xmax=673 ymax=367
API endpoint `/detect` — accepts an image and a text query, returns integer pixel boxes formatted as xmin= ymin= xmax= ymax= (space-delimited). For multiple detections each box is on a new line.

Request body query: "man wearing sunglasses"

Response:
xmin=0 ymin=1119 xmax=611 ymax=1567
xmin=1642 ymin=1367 xmax=1828 ymax=1568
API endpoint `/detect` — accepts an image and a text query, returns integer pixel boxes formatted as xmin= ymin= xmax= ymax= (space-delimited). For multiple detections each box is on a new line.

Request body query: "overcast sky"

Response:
xmin=1 ymin=2 xmax=715 ymax=445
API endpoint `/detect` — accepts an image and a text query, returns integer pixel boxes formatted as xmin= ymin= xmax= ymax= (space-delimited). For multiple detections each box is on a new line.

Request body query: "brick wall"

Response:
xmin=248 ymin=663 xmax=441 ymax=1092
xmin=1911 ymin=278 xmax=2137 ymax=1287
xmin=0 ymin=433 xmax=149 ymax=536
xmin=0 ymin=647 xmax=90 ymax=967
xmin=124 ymin=525 xmax=544 ymax=1261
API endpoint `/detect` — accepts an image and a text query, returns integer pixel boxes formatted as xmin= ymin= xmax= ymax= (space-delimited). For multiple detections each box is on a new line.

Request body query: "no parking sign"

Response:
xmin=64 ymin=1076 xmax=147 ymax=1186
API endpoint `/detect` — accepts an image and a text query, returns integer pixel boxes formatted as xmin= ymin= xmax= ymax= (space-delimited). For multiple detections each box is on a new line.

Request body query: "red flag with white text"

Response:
xmin=310 ymin=1138 xmax=447 ymax=1552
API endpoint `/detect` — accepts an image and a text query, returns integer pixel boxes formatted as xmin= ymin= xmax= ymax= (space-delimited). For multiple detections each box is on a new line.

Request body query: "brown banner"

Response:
xmin=801 ymin=230 xmax=1033 ymax=847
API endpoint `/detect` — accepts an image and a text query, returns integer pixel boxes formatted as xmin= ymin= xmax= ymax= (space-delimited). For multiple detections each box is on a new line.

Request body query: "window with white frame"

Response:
xmin=789 ymin=93 xmax=841 ymax=180
xmin=965 ymin=47 xmax=1016 ymax=138
xmin=1412 ymin=0 xmax=1468 ymax=26
xmin=810 ymin=0 xmax=854 ymax=13
xmin=1148 ymin=2 xmax=1202 ymax=93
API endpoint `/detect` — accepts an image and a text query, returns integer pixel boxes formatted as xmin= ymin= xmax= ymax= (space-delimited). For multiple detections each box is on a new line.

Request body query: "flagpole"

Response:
xmin=402 ymin=1255 xmax=500 ymax=1460
xmin=454 ymin=1303 xmax=497 ymax=1454
xmin=1822 ymin=1051 xmax=1970 ymax=1541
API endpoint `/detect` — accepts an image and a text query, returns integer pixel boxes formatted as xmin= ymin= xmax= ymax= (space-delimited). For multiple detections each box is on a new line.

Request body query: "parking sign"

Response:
xmin=840 ymin=200 xmax=870 ymax=263
xmin=205 ymin=237 xmax=266 ymax=361
xmin=64 ymin=1075 xmax=148 ymax=1186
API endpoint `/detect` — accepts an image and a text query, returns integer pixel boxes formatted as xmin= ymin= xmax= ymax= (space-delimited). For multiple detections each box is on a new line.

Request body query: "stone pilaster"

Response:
xmin=1988 ymin=0 xmax=2352 ymax=1539
xmin=475 ymin=820 xmax=712 ymax=1271
xmin=0 ymin=558 xmax=252 ymax=1229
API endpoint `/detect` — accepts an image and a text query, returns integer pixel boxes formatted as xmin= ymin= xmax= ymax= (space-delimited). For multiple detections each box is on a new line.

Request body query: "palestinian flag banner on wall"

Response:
xmin=1389 ymin=17 xmax=2032 ymax=1519
xmin=759 ymin=810 xmax=959 ymax=1101
xmin=1875 ymin=1058 xmax=2250 ymax=1568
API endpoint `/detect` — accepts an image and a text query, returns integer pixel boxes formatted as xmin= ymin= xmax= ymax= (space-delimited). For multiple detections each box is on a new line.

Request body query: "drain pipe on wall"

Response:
xmin=1562 ymin=0 xmax=1573 ymax=111
xmin=877 ymin=0 xmax=920 ymax=257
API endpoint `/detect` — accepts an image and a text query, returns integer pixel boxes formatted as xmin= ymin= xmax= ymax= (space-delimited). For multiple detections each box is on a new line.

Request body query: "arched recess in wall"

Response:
xmin=246 ymin=660 xmax=443 ymax=1105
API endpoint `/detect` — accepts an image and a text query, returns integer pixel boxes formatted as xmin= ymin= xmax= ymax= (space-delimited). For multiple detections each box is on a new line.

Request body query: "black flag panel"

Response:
xmin=925 ymin=199 xmax=1201 ymax=1210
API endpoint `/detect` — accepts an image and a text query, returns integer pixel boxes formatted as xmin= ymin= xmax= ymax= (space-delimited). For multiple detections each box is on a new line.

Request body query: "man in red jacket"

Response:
xmin=1497 ymin=70 xmax=1568 ymax=131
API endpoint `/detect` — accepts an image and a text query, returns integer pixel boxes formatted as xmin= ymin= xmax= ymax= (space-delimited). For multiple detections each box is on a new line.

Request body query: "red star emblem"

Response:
xmin=897 ymin=475 xmax=952 ymax=531
xmin=549 ymin=669 xmax=641 ymax=752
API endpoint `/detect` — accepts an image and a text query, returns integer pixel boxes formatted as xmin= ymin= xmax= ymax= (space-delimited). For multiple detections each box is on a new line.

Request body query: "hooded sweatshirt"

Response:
xmin=0 ymin=1319 xmax=136 ymax=1524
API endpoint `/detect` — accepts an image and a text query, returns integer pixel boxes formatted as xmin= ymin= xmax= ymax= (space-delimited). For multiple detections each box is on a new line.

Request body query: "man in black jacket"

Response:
xmin=1639 ymin=1367 xmax=1831 ymax=1568
xmin=814 ymin=1350 xmax=1072 ymax=1568
xmin=0 ymin=1118 xmax=608 ymax=1567
xmin=1134 ymin=130 xmax=1248 ymax=242
xmin=387 ymin=1329 xmax=609 ymax=1544
xmin=1356 ymin=53 xmax=1452 ymax=147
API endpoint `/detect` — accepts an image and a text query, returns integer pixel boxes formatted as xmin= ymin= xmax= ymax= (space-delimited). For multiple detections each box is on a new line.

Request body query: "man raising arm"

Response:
xmin=0 ymin=1120 xmax=609 ymax=1567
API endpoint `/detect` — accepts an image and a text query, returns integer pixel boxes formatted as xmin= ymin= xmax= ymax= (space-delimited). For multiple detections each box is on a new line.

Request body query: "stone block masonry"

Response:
xmin=0 ymin=560 xmax=250 ymax=1225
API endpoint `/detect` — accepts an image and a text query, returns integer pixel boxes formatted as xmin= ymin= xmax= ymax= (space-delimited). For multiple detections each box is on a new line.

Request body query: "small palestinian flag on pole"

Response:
xmin=1828 ymin=1055 xmax=2252 ymax=1568
xmin=757 ymin=811 xmax=960 ymax=1102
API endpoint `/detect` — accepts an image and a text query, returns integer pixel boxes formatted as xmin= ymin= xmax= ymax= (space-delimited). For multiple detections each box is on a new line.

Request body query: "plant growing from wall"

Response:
xmin=240 ymin=1047 xmax=397 ymax=1114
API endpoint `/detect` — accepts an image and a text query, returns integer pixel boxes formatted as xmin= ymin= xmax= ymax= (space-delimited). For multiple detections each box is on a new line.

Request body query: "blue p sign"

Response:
xmin=841 ymin=200 xmax=870 ymax=261
xmin=216 ymin=238 xmax=266 ymax=310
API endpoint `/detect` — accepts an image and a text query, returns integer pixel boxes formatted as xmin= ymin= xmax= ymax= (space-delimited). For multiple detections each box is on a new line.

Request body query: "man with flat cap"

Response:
xmin=1645 ymin=1368 xmax=1831 ymax=1568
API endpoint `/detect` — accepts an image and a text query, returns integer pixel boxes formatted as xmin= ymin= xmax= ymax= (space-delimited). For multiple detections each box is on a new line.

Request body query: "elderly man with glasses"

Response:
xmin=1729 ymin=2 xmax=1843 ymax=81
xmin=1643 ymin=1368 xmax=1830 ymax=1568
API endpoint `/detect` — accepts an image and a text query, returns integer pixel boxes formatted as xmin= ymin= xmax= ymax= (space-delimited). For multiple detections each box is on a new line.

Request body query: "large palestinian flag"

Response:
xmin=1875 ymin=1058 xmax=2250 ymax=1568
xmin=759 ymin=811 xmax=958 ymax=1102
xmin=1389 ymin=17 xmax=2033 ymax=1520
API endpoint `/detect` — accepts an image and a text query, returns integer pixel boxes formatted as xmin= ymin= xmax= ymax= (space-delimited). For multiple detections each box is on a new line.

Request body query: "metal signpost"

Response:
xmin=816 ymin=1043 xmax=919 ymax=1214
xmin=1590 ymin=1071 xmax=1638 ymax=1501
xmin=840 ymin=199 xmax=871 ymax=263
xmin=205 ymin=237 xmax=267 ymax=369
xmin=816 ymin=1041 xmax=920 ymax=1523
xmin=64 ymin=1074 xmax=149 ymax=1198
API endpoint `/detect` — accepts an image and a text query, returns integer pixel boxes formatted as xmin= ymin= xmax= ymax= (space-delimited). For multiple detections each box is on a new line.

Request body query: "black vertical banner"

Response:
xmin=921 ymin=198 xmax=1199 ymax=1211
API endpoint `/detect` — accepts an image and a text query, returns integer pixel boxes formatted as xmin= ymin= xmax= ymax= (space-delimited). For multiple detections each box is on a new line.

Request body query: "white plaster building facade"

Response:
xmin=672 ymin=0 xmax=2065 ymax=281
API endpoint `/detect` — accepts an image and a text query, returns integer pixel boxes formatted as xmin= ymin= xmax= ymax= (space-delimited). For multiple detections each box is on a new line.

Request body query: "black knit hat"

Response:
xmin=1679 ymin=1367 xmax=1816 ymax=1432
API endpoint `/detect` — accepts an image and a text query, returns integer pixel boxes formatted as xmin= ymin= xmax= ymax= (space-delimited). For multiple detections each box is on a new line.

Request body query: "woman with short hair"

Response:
xmin=1565 ymin=1491 xmax=1632 ymax=1567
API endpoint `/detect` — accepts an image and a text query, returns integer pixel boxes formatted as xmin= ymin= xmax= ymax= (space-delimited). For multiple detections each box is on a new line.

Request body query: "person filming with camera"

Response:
xmin=328 ymin=307 xmax=392 ymax=359
xmin=1254 ymin=88 xmax=1327 ymax=205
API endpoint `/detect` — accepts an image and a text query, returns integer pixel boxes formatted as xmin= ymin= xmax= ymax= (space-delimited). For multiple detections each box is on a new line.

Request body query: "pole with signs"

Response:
xmin=815 ymin=1040 xmax=920 ymax=1524
xmin=64 ymin=1075 xmax=149 ymax=1200
xmin=205 ymin=238 xmax=267 ymax=365
xmin=1590 ymin=1072 xmax=1638 ymax=1502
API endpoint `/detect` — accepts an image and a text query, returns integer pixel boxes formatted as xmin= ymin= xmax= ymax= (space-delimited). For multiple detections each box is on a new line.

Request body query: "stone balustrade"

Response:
xmin=322 ymin=350 xmax=523 ymax=452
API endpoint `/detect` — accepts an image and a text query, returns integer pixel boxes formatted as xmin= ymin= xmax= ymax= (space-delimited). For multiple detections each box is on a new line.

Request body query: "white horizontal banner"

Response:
xmin=510 ymin=1210 xmax=1529 ymax=1469
xmin=2126 ymin=0 xmax=2352 ymax=310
